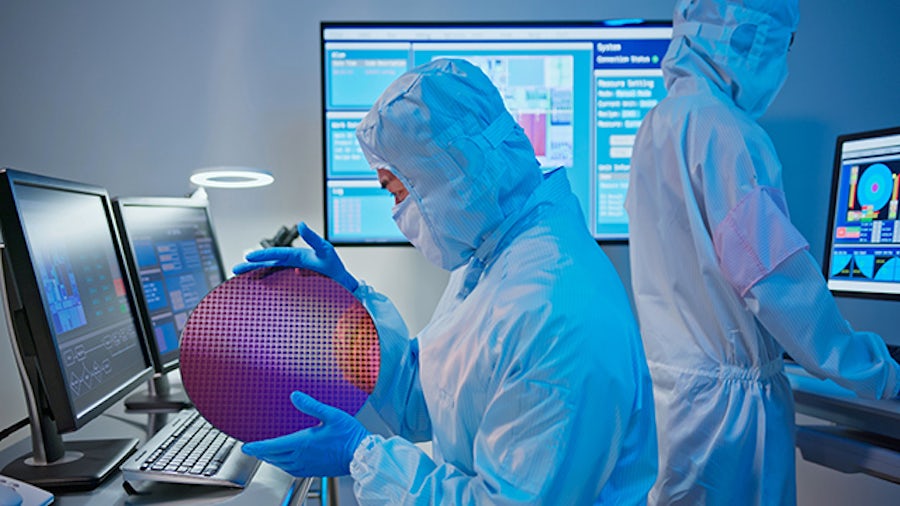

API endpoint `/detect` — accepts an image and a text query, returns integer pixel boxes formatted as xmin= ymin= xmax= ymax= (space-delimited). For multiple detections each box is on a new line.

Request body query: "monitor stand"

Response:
xmin=124 ymin=373 xmax=192 ymax=413
xmin=1 ymin=437 xmax=138 ymax=493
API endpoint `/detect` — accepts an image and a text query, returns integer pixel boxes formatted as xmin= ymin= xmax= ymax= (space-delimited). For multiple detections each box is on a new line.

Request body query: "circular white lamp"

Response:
xmin=190 ymin=166 xmax=275 ymax=189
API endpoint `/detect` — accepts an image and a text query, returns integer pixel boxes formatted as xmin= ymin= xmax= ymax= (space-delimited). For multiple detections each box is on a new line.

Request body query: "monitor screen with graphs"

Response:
xmin=824 ymin=126 xmax=900 ymax=299
xmin=1 ymin=168 xmax=152 ymax=491
xmin=113 ymin=197 xmax=226 ymax=374
xmin=0 ymin=168 xmax=152 ymax=432
xmin=321 ymin=21 xmax=672 ymax=244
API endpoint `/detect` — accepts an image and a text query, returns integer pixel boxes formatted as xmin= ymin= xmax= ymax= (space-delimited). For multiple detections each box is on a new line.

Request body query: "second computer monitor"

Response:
xmin=113 ymin=197 xmax=226 ymax=375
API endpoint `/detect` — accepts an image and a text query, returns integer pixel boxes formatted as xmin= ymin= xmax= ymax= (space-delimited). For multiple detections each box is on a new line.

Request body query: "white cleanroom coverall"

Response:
xmin=348 ymin=58 xmax=658 ymax=505
xmin=625 ymin=1 xmax=900 ymax=505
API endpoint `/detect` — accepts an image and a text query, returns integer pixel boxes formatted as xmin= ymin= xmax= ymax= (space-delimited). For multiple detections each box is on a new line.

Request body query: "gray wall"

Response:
xmin=1 ymin=0 xmax=898 ymax=502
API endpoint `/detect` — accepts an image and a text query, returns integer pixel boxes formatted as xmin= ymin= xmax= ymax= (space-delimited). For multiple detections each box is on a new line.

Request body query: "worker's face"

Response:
xmin=377 ymin=167 xmax=409 ymax=205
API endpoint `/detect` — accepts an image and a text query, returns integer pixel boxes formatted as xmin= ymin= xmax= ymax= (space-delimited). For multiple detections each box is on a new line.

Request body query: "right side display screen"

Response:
xmin=825 ymin=127 xmax=900 ymax=298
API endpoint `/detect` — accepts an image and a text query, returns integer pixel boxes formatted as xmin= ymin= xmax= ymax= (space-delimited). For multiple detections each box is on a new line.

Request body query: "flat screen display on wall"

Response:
xmin=321 ymin=21 xmax=672 ymax=244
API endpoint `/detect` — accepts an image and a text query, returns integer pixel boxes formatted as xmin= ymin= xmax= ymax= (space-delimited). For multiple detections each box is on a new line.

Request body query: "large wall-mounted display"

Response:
xmin=321 ymin=21 xmax=672 ymax=244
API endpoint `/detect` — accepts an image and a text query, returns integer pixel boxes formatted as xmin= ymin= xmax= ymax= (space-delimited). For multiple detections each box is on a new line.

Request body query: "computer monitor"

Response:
xmin=823 ymin=126 xmax=900 ymax=300
xmin=0 ymin=168 xmax=153 ymax=492
xmin=321 ymin=20 xmax=672 ymax=244
xmin=112 ymin=196 xmax=226 ymax=411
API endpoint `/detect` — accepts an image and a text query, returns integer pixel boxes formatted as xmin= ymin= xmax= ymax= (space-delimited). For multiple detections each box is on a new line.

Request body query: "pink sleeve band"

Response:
xmin=713 ymin=186 xmax=809 ymax=296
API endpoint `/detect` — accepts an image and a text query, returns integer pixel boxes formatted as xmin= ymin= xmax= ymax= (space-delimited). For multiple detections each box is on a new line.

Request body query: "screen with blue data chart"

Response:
xmin=113 ymin=198 xmax=226 ymax=372
xmin=321 ymin=21 xmax=672 ymax=244
xmin=825 ymin=127 xmax=900 ymax=298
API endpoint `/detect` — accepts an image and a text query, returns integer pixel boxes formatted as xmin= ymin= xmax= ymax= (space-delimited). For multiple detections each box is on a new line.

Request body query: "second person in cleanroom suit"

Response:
xmin=235 ymin=58 xmax=658 ymax=504
xmin=625 ymin=0 xmax=900 ymax=505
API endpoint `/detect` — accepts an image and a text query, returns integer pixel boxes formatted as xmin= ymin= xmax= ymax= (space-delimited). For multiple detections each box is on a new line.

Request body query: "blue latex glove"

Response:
xmin=241 ymin=391 xmax=371 ymax=477
xmin=233 ymin=222 xmax=359 ymax=292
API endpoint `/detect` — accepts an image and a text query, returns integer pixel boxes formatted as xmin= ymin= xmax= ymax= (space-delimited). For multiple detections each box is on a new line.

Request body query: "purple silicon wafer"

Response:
xmin=179 ymin=267 xmax=380 ymax=442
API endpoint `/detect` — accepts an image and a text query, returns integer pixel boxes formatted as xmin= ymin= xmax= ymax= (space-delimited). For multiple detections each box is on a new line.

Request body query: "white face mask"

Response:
xmin=392 ymin=197 xmax=446 ymax=269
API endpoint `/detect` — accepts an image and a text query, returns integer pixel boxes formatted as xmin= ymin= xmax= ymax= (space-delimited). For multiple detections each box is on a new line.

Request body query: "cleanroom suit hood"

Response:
xmin=626 ymin=0 xmax=900 ymax=505
xmin=345 ymin=58 xmax=658 ymax=504
xmin=356 ymin=58 xmax=541 ymax=272
xmin=663 ymin=0 xmax=798 ymax=118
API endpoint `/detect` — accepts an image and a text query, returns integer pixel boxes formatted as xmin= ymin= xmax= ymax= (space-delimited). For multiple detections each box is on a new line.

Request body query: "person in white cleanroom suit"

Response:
xmin=236 ymin=58 xmax=658 ymax=504
xmin=625 ymin=0 xmax=900 ymax=505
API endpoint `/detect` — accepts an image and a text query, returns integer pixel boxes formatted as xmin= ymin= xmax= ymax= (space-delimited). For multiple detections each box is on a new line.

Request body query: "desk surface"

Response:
xmin=0 ymin=396 xmax=310 ymax=505
xmin=788 ymin=364 xmax=900 ymax=485
xmin=787 ymin=363 xmax=900 ymax=440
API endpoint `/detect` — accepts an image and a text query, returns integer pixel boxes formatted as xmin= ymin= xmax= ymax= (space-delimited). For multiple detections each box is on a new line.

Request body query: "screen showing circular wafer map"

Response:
xmin=826 ymin=128 xmax=900 ymax=297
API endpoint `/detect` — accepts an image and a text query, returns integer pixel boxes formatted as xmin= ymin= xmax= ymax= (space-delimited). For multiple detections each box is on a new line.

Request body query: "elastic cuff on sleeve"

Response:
xmin=350 ymin=434 xmax=384 ymax=476
xmin=352 ymin=279 xmax=371 ymax=299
